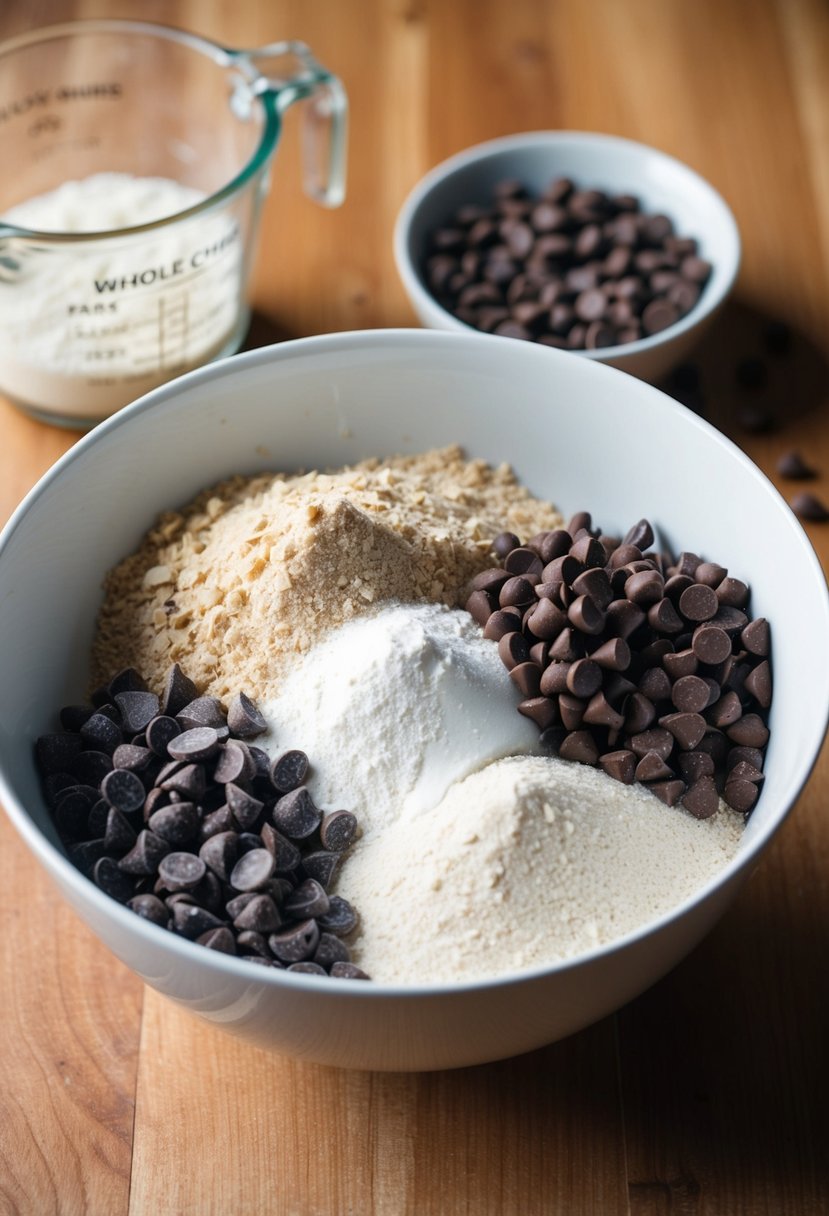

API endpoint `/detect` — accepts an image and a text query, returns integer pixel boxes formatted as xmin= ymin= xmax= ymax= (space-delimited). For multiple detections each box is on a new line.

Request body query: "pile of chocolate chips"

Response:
xmin=34 ymin=664 xmax=368 ymax=979
xmin=465 ymin=515 xmax=771 ymax=818
xmin=423 ymin=177 xmax=711 ymax=350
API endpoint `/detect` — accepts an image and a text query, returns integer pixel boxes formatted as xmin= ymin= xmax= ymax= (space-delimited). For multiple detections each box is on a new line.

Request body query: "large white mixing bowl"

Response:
xmin=0 ymin=329 xmax=825 ymax=1071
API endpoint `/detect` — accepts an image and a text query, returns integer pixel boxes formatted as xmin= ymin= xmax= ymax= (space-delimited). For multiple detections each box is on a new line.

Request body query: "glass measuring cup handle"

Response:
xmin=235 ymin=40 xmax=347 ymax=208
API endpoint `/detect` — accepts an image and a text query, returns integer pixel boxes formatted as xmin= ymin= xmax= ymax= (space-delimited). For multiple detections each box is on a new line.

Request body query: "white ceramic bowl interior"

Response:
xmin=394 ymin=131 xmax=741 ymax=383
xmin=0 ymin=330 xmax=825 ymax=1072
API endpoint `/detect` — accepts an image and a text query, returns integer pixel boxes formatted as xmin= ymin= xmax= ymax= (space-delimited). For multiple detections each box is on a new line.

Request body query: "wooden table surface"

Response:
xmin=2 ymin=1 xmax=828 ymax=1213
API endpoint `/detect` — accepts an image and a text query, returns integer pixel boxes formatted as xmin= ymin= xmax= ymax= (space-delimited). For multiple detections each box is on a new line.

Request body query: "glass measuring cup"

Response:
xmin=0 ymin=20 xmax=347 ymax=427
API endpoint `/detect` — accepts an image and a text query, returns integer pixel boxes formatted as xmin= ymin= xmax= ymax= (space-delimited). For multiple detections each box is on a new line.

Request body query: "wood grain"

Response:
xmin=0 ymin=1 xmax=828 ymax=1213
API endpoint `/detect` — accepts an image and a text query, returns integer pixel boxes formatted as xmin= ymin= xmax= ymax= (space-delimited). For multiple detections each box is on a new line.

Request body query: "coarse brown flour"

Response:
xmin=92 ymin=446 xmax=563 ymax=699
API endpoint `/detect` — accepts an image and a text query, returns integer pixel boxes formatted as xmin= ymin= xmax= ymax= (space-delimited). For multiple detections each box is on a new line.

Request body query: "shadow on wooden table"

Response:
xmin=656 ymin=296 xmax=829 ymax=440
xmin=241 ymin=309 xmax=299 ymax=351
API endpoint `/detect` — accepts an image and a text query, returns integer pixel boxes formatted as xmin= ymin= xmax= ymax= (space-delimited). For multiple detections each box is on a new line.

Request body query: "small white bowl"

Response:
xmin=394 ymin=131 xmax=741 ymax=382
xmin=0 ymin=329 xmax=825 ymax=1072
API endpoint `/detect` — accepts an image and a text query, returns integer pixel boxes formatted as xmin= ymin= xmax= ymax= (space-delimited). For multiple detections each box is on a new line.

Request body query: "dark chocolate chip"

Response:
xmin=167 ymin=727 xmax=220 ymax=763
xmin=691 ymin=626 xmax=732 ymax=665
xmin=171 ymin=902 xmax=226 ymax=940
xmin=741 ymin=618 xmax=770 ymax=657
xmin=301 ymin=851 xmax=341 ymax=889
xmin=314 ymin=932 xmax=351 ymax=970
xmin=101 ymin=767 xmax=146 ymax=814
xmin=723 ymin=778 xmax=760 ymax=813
xmin=128 ymin=893 xmax=170 ymax=927
xmin=582 ymin=692 xmax=625 ymax=730
xmin=568 ymin=595 xmax=605 ymax=635
xmin=707 ymin=691 xmax=742 ymax=728
xmin=484 ymin=610 xmax=522 ymax=642
xmin=80 ymin=713 xmax=122 ymax=756
xmin=318 ymin=896 xmax=359 ymax=937
xmin=272 ymin=787 xmax=322 ymax=839
xmin=499 ymin=576 xmax=536 ymax=608
xmin=159 ymin=763 xmax=206 ymax=801
xmin=726 ymin=714 xmax=770 ymax=748
xmin=146 ymin=715 xmax=182 ymax=757
xmin=677 ymin=751 xmax=715 ymax=783
xmin=776 ymin=451 xmax=816 ymax=480
xmin=285 ymin=878 xmax=330 ymax=921
xmin=663 ymin=649 xmax=698 ymax=680
xmin=526 ymin=598 xmax=567 ymax=640
xmin=330 ymin=962 xmax=370 ymax=980
xmin=161 ymin=664 xmax=198 ymax=717
xmin=198 ymin=927 xmax=237 ymax=954
xmin=743 ymin=660 xmax=772 ymax=709
xmin=211 ymin=740 xmax=250 ymax=785
xmin=320 ymin=811 xmax=358 ymax=853
xmin=671 ymin=674 xmax=711 ymax=714
xmin=566 ymin=658 xmax=602 ymax=698
xmin=509 ymin=662 xmax=541 ymax=698
xmin=624 ymin=692 xmax=656 ymax=734
xmin=635 ymin=751 xmax=675 ymax=783
xmin=660 ymin=711 xmax=706 ymax=750
xmin=158 ymin=852 xmax=207 ymax=892
xmin=648 ymin=597 xmax=684 ymax=634
xmin=199 ymin=831 xmax=240 ymax=882
xmin=148 ymin=802 xmax=200 ymax=845
xmin=111 ymin=742 xmax=153 ymax=772
xmin=649 ymin=779 xmax=686 ymax=807
xmin=558 ymin=730 xmax=599 ymax=765
xmin=223 ymin=783 xmax=263 ymax=831
xmin=471 ymin=568 xmax=510 ymax=596
xmin=103 ymin=806 xmax=137 ymax=854
xmin=605 ymin=599 xmax=646 ymax=639
xmin=176 ymin=696 xmax=227 ymax=731
xmin=639 ymin=667 xmax=672 ymax=703
xmin=93 ymin=856 xmax=135 ymax=902
xmin=269 ymin=920 xmax=320 ymax=963
xmin=682 ymin=776 xmax=720 ymax=819
xmin=226 ymin=692 xmax=268 ymax=738
xmin=629 ymin=729 xmax=673 ymax=760
xmin=230 ymin=848 xmax=276 ymax=893
xmin=114 ymin=691 xmax=160 ymax=735
xmin=599 ymin=750 xmax=636 ymax=784
xmin=679 ymin=583 xmax=718 ymax=622
xmin=260 ymin=824 xmax=302 ymax=871
xmin=118 ymin=829 xmax=170 ymax=876
xmin=493 ymin=531 xmax=521 ymax=560
xmin=716 ymin=578 xmax=749 ymax=608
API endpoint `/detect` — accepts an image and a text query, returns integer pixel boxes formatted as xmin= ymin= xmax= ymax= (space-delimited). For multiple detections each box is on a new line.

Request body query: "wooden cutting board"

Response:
xmin=1 ymin=1 xmax=828 ymax=1212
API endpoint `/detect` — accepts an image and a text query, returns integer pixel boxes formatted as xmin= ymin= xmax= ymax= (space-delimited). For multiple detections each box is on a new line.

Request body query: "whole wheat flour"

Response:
xmin=339 ymin=754 xmax=744 ymax=983
xmin=92 ymin=446 xmax=562 ymax=698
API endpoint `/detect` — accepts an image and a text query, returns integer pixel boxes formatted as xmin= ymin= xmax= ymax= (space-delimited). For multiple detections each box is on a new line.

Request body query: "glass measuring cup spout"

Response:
xmin=229 ymin=40 xmax=347 ymax=208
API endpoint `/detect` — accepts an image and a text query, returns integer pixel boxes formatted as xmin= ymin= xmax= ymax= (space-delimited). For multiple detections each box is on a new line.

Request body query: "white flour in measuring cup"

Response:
xmin=0 ymin=173 xmax=243 ymax=420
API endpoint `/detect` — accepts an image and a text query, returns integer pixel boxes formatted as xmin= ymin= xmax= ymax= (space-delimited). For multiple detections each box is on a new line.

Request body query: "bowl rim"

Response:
xmin=1 ymin=327 xmax=825 ymax=1000
xmin=393 ymin=129 xmax=742 ymax=363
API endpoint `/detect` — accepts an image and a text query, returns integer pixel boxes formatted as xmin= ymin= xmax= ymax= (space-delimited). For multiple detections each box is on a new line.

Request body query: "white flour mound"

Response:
xmin=260 ymin=603 xmax=539 ymax=834
xmin=338 ymin=754 xmax=744 ymax=984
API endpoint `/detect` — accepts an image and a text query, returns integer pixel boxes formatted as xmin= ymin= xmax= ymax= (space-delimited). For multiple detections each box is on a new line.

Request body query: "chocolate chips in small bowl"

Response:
xmin=466 ymin=514 xmax=772 ymax=818
xmin=422 ymin=177 xmax=712 ymax=351
xmin=35 ymin=664 xmax=369 ymax=980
